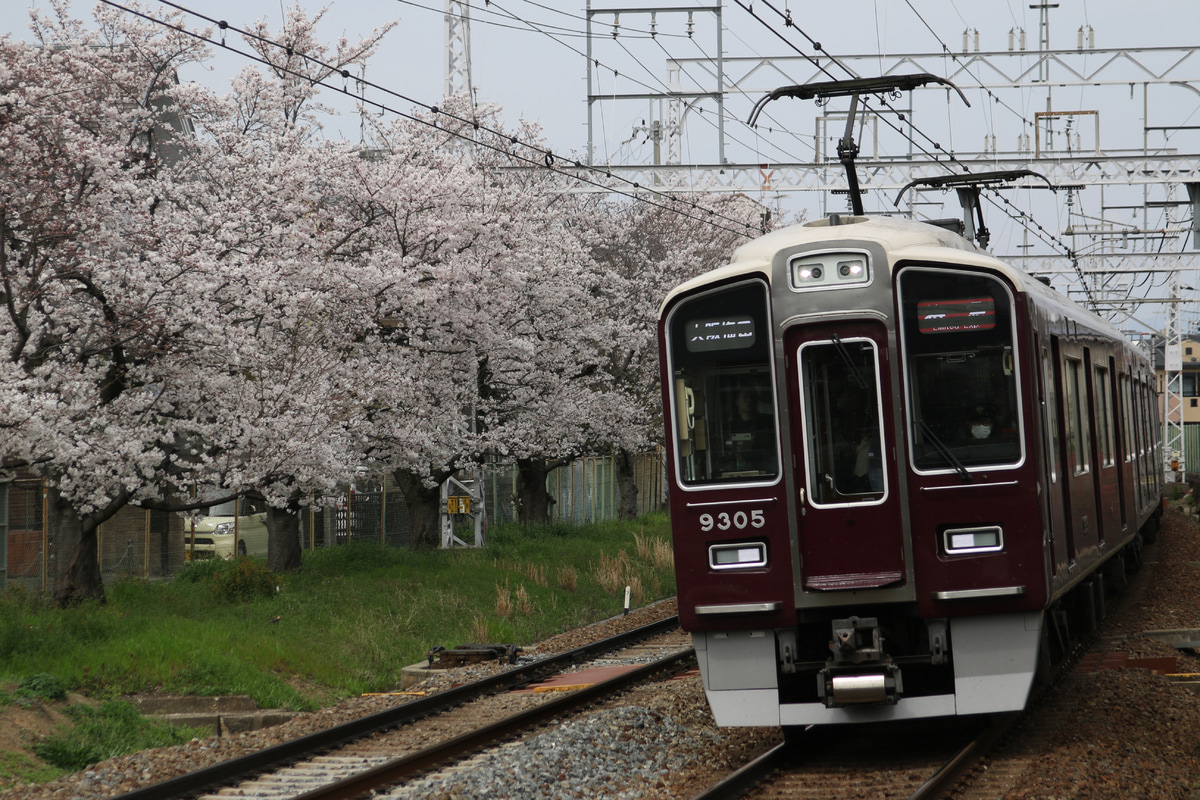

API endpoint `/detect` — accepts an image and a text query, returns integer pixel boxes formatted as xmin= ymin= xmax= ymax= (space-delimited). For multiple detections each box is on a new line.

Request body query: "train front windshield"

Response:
xmin=667 ymin=281 xmax=780 ymax=486
xmin=898 ymin=267 xmax=1023 ymax=472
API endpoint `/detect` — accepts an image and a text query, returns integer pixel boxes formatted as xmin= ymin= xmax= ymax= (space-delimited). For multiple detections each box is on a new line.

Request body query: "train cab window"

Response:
xmin=798 ymin=337 xmax=887 ymax=505
xmin=666 ymin=281 xmax=780 ymax=487
xmin=898 ymin=267 xmax=1023 ymax=472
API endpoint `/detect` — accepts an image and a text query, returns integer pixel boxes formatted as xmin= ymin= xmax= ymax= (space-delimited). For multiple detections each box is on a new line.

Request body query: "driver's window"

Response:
xmin=899 ymin=267 xmax=1023 ymax=472
xmin=667 ymin=281 xmax=780 ymax=487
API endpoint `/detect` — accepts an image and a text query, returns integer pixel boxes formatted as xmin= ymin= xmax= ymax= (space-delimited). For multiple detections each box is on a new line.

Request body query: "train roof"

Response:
xmin=661 ymin=214 xmax=1132 ymax=346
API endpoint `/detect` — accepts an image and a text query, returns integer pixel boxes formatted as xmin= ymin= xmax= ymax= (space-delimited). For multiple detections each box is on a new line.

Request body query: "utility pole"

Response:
xmin=437 ymin=2 xmax=485 ymax=548
xmin=445 ymin=0 xmax=473 ymax=100
xmin=1030 ymin=3 xmax=1058 ymax=149
xmin=585 ymin=3 xmax=725 ymax=167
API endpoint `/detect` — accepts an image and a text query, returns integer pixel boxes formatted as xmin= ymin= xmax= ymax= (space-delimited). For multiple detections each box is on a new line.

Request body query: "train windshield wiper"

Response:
xmin=918 ymin=419 xmax=972 ymax=483
xmin=830 ymin=333 xmax=868 ymax=389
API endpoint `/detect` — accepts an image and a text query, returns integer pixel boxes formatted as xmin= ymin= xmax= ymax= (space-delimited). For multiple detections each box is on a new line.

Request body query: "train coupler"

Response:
xmin=829 ymin=616 xmax=884 ymax=664
xmin=817 ymin=663 xmax=903 ymax=707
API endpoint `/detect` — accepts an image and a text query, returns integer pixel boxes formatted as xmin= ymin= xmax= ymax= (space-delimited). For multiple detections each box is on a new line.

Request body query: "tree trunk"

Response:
xmin=514 ymin=457 xmax=559 ymax=524
xmin=615 ymin=448 xmax=640 ymax=520
xmin=48 ymin=488 xmax=107 ymax=607
xmin=392 ymin=468 xmax=444 ymax=548
xmin=265 ymin=493 xmax=303 ymax=572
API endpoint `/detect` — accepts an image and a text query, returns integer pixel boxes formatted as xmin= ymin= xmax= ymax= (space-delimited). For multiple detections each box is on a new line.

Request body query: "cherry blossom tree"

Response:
xmin=0 ymin=3 xmax=392 ymax=598
xmin=2 ymin=0 xmax=781 ymax=605
xmin=162 ymin=8 xmax=393 ymax=572
xmin=574 ymin=192 xmax=778 ymax=518
xmin=326 ymin=101 xmax=642 ymax=542
xmin=0 ymin=2 xmax=233 ymax=604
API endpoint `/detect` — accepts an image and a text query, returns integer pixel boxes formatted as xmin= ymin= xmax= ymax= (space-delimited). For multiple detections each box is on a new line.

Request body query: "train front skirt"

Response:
xmin=693 ymin=611 xmax=1043 ymax=727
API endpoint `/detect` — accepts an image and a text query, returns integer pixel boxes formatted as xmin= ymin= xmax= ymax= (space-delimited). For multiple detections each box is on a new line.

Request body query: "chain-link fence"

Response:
xmin=1 ymin=452 xmax=666 ymax=593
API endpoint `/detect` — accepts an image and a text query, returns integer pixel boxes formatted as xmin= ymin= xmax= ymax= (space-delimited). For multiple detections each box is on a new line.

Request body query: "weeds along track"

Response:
xmin=111 ymin=615 xmax=690 ymax=800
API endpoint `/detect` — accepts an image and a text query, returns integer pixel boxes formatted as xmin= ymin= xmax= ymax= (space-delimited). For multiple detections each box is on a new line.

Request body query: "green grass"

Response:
xmin=0 ymin=514 xmax=675 ymax=784
xmin=0 ymin=751 xmax=64 ymax=787
xmin=31 ymin=701 xmax=207 ymax=772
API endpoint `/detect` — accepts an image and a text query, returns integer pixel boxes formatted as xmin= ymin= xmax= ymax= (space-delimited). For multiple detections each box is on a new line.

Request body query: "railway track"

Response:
xmin=683 ymin=716 xmax=997 ymax=800
xmin=684 ymin=541 xmax=1157 ymax=800
xmin=678 ymin=647 xmax=1102 ymax=800
xmin=112 ymin=615 xmax=690 ymax=800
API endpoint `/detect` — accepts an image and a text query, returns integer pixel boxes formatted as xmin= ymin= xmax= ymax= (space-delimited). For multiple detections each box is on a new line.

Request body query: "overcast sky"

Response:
xmin=7 ymin=0 xmax=1199 ymax=314
xmin=9 ymin=2 xmax=1193 ymax=152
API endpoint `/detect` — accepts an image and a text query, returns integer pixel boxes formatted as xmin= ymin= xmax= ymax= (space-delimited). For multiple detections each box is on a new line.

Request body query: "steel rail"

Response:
xmin=682 ymin=738 xmax=794 ymax=800
xmin=293 ymin=647 xmax=697 ymax=800
xmin=111 ymin=614 xmax=681 ymax=800
xmin=905 ymin=714 xmax=1017 ymax=800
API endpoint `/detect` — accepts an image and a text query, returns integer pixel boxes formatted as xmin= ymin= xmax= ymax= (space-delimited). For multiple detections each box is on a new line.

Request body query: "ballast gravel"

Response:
xmin=381 ymin=706 xmax=719 ymax=800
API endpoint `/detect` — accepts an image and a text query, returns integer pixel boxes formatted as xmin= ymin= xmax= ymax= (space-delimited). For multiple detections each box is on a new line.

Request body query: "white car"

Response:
xmin=184 ymin=499 xmax=268 ymax=559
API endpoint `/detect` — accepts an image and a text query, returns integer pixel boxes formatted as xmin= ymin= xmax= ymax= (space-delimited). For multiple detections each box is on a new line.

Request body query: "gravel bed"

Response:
xmin=5 ymin=514 xmax=1200 ymax=800
xmin=381 ymin=706 xmax=719 ymax=800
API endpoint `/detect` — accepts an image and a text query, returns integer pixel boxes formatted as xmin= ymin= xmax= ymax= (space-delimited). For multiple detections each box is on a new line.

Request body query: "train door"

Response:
xmin=1038 ymin=335 xmax=1069 ymax=576
xmin=786 ymin=320 xmax=906 ymax=591
xmin=1125 ymin=372 xmax=1142 ymax=517
xmin=1148 ymin=376 xmax=1164 ymax=504
xmin=1089 ymin=355 xmax=1121 ymax=545
xmin=1139 ymin=375 xmax=1162 ymax=512
xmin=1111 ymin=361 xmax=1131 ymax=532
xmin=1056 ymin=340 xmax=1101 ymax=562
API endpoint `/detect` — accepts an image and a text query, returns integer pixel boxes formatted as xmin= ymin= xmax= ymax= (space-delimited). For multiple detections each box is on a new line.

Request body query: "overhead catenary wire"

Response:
xmin=676 ymin=29 xmax=817 ymax=164
xmin=900 ymin=0 xmax=1040 ymax=135
xmin=102 ymin=0 xmax=764 ymax=238
xmin=474 ymin=0 xmax=816 ymax=178
xmin=734 ymin=0 xmax=1097 ymax=307
xmin=397 ymin=0 xmax=813 ymax=191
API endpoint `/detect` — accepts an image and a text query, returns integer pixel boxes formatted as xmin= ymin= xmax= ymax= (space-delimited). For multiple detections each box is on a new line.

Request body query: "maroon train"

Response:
xmin=658 ymin=213 xmax=1162 ymax=726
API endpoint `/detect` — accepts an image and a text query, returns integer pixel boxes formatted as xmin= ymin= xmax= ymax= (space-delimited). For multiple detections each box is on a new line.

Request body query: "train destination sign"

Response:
xmin=685 ymin=316 xmax=756 ymax=352
xmin=917 ymin=297 xmax=995 ymax=333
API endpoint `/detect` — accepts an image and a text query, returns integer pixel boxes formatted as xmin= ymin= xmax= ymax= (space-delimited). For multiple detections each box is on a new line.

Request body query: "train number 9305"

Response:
xmin=698 ymin=509 xmax=766 ymax=532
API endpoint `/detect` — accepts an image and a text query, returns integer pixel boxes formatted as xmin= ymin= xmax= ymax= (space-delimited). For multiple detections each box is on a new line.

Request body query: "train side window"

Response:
xmin=897 ymin=267 xmax=1023 ymax=472
xmin=1064 ymin=358 xmax=1091 ymax=475
xmin=666 ymin=281 xmax=780 ymax=488
xmin=1041 ymin=345 xmax=1059 ymax=484
xmin=1121 ymin=374 xmax=1134 ymax=462
xmin=1094 ymin=365 xmax=1115 ymax=467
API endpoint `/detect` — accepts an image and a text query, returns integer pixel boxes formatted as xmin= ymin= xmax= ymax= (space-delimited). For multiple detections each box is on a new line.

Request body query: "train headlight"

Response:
xmin=836 ymin=259 xmax=865 ymax=279
xmin=942 ymin=525 xmax=1004 ymax=554
xmin=709 ymin=542 xmax=767 ymax=570
xmin=789 ymin=252 xmax=871 ymax=290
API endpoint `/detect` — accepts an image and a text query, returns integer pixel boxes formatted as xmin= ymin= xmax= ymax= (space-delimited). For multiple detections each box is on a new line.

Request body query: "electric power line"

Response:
xmin=106 ymin=0 xmax=767 ymax=238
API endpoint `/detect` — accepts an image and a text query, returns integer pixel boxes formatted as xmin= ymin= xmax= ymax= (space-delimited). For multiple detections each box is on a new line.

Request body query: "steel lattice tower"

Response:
xmin=445 ymin=0 xmax=473 ymax=100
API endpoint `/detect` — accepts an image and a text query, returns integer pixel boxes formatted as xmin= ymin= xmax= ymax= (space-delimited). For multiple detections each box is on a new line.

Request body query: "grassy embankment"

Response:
xmin=0 ymin=514 xmax=675 ymax=787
